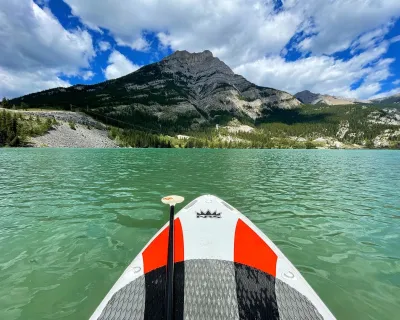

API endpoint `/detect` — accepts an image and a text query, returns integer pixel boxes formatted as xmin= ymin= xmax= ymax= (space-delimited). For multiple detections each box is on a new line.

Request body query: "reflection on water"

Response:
xmin=0 ymin=149 xmax=399 ymax=320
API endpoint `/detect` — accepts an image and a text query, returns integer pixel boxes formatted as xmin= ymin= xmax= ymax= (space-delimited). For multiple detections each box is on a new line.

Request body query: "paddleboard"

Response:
xmin=91 ymin=195 xmax=335 ymax=319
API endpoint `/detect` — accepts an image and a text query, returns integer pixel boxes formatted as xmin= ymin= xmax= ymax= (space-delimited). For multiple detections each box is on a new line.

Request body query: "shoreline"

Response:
xmin=1 ymin=108 xmax=398 ymax=149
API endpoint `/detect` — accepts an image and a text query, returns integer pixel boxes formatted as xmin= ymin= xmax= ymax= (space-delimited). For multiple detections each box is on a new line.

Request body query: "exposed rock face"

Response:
xmin=368 ymin=108 xmax=400 ymax=126
xmin=312 ymin=137 xmax=362 ymax=149
xmin=3 ymin=109 xmax=117 ymax=148
xmin=336 ymin=121 xmax=350 ymax=139
xmin=29 ymin=122 xmax=118 ymax=148
xmin=11 ymin=50 xmax=301 ymax=130
xmin=295 ymin=90 xmax=325 ymax=104
xmin=373 ymin=129 xmax=400 ymax=148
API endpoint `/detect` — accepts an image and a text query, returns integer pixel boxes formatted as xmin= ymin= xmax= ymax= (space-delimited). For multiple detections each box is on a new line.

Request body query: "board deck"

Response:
xmin=91 ymin=195 xmax=335 ymax=320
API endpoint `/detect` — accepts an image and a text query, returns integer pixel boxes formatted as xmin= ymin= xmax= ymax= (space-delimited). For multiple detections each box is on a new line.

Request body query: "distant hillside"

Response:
xmin=295 ymin=90 xmax=369 ymax=105
xmin=295 ymin=89 xmax=400 ymax=108
xmin=10 ymin=50 xmax=300 ymax=133
xmin=371 ymin=93 xmax=400 ymax=106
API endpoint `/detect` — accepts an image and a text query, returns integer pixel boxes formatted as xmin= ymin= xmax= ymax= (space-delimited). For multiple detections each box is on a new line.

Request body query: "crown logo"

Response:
xmin=196 ymin=210 xmax=222 ymax=218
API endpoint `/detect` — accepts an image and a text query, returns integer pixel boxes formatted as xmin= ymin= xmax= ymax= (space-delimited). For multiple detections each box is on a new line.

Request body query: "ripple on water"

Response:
xmin=0 ymin=149 xmax=399 ymax=320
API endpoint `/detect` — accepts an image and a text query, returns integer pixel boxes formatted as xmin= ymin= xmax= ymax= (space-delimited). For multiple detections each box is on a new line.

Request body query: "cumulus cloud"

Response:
xmin=64 ymin=0 xmax=302 ymax=66
xmin=3 ymin=0 xmax=400 ymax=99
xmin=1 ymin=0 xmax=94 ymax=72
xmin=62 ymin=0 xmax=400 ymax=98
xmin=292 ymin=0 xmax=400 ymax=55
xmin=35 ymin=0 xmax=50 ymax=5
xmin=103 ymin=50 xmax=140 ymax=80
xmin=81 ymin=70 xmax=95 ymax=80
xmin=234 ymin=43 xmax=394 ymax=99
xmin=350 ymin=26 xmax=390 ymax=54
xmin=0 ymin=67 xmax=70 ymax=99
xmin=64 ymin=0 xmax=400 ymax=60
xmin=98 ymin=41 xmax=111 ymax=52
xmin=369 ymin=87 xmax=400 ymax=99
xmin=116 ymin=36 xmax=151 ymax=52
xmin=0 ymin=0 xmax=95 ymax=98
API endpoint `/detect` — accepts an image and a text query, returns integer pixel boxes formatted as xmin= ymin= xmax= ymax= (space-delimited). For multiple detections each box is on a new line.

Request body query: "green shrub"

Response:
xmin=305 ymin=141 xmax=316 ymax=149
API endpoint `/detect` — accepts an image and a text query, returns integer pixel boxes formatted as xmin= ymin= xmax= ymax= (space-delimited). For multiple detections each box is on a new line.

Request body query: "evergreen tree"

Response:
xmin=0 ymin=110 xmax=20 ymax=146
xmin=1 ymin=97 xmax=9 ymax=108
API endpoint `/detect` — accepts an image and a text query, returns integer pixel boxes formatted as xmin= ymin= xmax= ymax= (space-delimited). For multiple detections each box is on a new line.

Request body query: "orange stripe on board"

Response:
xmin=234 ymin=219 xmax=277 ymax=277
xmin=174 ymin=218 xmax=184 ymax=263
xmin=142 ymin=218 xmax=184 ymax=274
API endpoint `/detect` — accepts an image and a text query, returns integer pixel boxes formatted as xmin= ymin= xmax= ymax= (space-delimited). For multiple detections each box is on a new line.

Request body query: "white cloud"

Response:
xmin=64 ymin=0 xmax=302 ymax=67
xmin=293 ymin=0 xmax=400 ymax=55
xmin=0 ymin=0 xmax=95 ymax=98
xmin=0 ymin=67 xmax=70 ymax=99
xmin=116 ymin=36 xmax=151 ymax=52
xmin=390 ymin=35 xmax=400 ymax=43
xmin=297 ymin=37 xmax=313 ymax=52
xmin=81 ymin=70 xmax=95 ymax=80
xmin=3 ymin=0 xmax=400 ymax=100
xmin=393 ymin=79 xmax=400 ymax=85
xmin=369 ymin=87 xmax=400 ymax=100
xmin=103 ymin=50 xmax=140 ymax=80
xmin=0 ymin=0 xmax=95 ymax=72
xmin=98 ymin=41 xmax=111 ymax=52
xmin=35 ymin=0 xmax=49 ymax=5
xmin=64 ymin=0 xmax=400 ymax=62
xmin=350 ymin=26 xmax=390 ymax=54
xmin=234 ymin=43 xmax=394 ymax=99
xmin=60 ymin=0 xmax=400 ymax=100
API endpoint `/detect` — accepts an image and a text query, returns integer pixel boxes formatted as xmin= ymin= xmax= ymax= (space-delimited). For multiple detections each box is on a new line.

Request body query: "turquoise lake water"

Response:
xmin=0 ymin=149 xmax=399 ymax=319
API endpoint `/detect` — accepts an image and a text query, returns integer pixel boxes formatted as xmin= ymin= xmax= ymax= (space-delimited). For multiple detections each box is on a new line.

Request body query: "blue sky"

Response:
xmin=1 ymin=0 xmax=400 ymax=100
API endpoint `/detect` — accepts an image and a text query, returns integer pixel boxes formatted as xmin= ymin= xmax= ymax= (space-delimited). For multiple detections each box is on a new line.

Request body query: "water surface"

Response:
xmin=0 ymin=149 xmax=399 ymax=319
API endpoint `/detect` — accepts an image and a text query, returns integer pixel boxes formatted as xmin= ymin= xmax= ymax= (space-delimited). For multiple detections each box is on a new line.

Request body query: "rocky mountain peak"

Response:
xmin=295 ymin=90 xmax=321 ymax=104
xmin=162 ymin=50 xmax=234 ymax=76
xmin=297 ymin=90 xmax=312 ymax=94
xmin=164 ymin=50 xmax=214 ymax=62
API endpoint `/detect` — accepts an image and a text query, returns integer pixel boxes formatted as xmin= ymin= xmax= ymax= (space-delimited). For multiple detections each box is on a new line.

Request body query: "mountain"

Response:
xmin=371 ymin=93 xmax=400 ymax=105
xmin=295 ymin=89 xmax=400 ymax=107
xmin=294 ymin=90 xmax=369 ymax=105
xmin=10 ymin=50 xmax=300 ymax=132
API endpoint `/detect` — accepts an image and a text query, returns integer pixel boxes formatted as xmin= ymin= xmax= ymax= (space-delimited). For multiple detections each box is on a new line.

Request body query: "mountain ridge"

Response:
xmin=294 ymin=90 xmax=370 ymax=105
xmin=295 ymin=89 xmax=400 ymax=106
xmin=10 ymin=50 xmax=301 ymax=132
xmin=371 ymin=92 xmax=400 ymax=105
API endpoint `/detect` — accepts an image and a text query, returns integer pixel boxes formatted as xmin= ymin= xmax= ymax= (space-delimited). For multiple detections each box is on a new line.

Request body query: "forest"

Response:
xmin=0 ymin=109 xmax=55 ymax=147
xmin=106 ymin=104 xmax=400 ymax=149
xmin=1 ymin=99 xmax=399 ymax=149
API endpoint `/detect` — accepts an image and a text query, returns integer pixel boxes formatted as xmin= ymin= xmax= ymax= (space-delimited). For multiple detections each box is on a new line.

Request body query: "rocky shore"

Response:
xmin=29 ymin=122 xmax=118 ymax=148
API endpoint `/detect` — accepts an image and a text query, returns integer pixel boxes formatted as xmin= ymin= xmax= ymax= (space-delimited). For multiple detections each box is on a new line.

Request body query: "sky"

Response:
xmin=1 ymin=0 xmax=400 ymax=100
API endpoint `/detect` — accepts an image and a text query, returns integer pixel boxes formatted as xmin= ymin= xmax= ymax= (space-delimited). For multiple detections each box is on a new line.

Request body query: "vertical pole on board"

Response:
xmin=161 ymin=195 xmax=184 ymax=320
